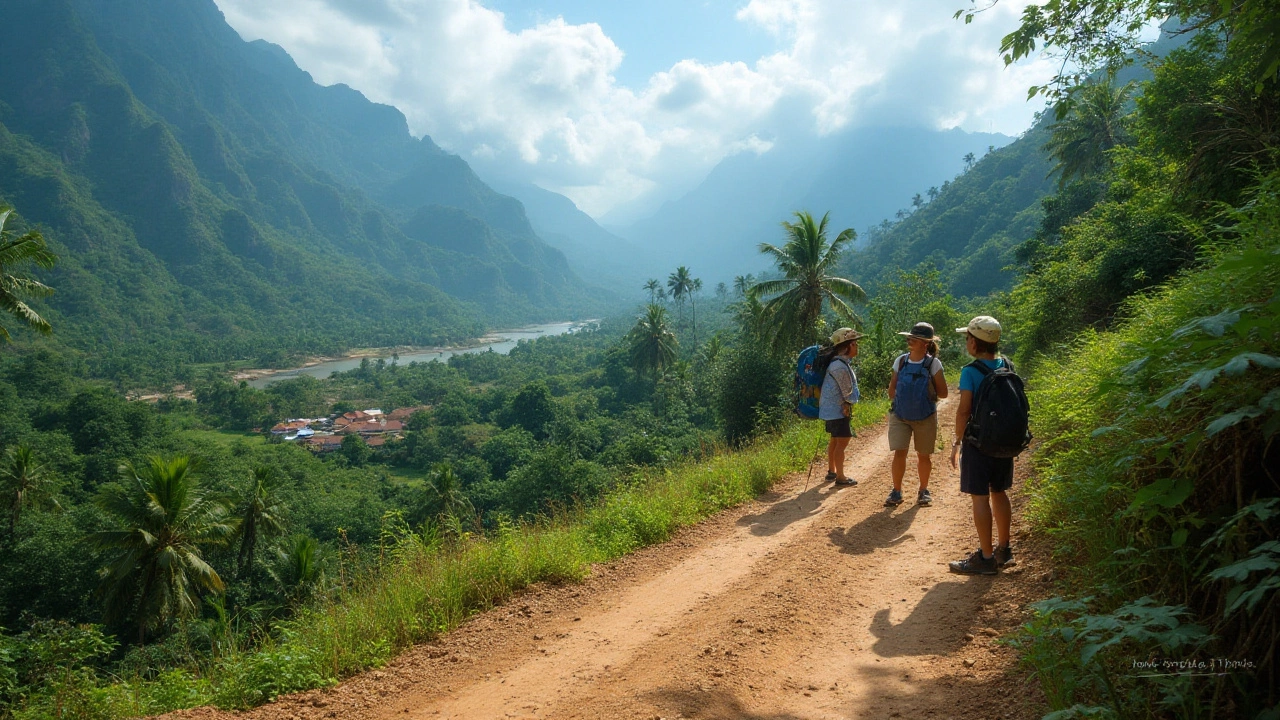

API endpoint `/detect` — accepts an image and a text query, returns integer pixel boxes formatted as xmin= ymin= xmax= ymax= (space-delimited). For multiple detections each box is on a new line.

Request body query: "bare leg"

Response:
xmin=891 ymin=449 xmax=908 ymax=491
xmin=991 ymin=490 xmax=1012 ymax=547
xmin=830 ymin=437 xmax=851 ymax=478
xmin=970 ymin=494 xmax=994 ymax=556
xmin=917 ymin=452 xmax=932 ymax=490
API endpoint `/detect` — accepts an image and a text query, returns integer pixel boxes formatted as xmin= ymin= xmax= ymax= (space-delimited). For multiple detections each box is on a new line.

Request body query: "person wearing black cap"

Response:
xmin=886 ymin=322 xmax=949 ymax=507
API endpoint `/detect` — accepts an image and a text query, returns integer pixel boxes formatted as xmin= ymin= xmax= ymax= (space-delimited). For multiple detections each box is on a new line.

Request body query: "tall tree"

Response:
xmin=1 ymin=445 xmax=59 ymax=537
xmin=417 ymin=463 xmax=474 ymax=525
xmin=0 ymin=208 xmax=57 ymax=342
xmin=92 ymin=456 xmax=233 ymax=643
xmin=912 ymin=193 xmax=924 ymax=209
xmin=751 ymin=211 xmax=866 ymax=351
xmin=963 ymin=152 xmax=976 ymax=170
xmin=628 ymin=304 xmax=679 ymax=378
xmin=643 ymin=278 xmax=663 ymax=303
xmin=927 ymin=186 xmax=939 ymax=201
xmin=1043 ymin=80 xmax=1134 ymax=187
xmin=667 ymin=266 xmax=702 ymax=346
xmin=733 ymin=274 xmax=756 ymax=297
xmin=233 ymin=467 xmax=288 ymax=576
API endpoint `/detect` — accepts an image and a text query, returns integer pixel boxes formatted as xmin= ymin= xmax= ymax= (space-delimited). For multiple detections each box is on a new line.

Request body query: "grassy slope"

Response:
xmin=1016 ymin=194 xmax=1279 ymax=716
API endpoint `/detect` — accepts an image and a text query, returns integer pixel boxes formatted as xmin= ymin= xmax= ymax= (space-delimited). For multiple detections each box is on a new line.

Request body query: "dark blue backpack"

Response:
xmin=892 ymin=354 xmax=938 ymax=421
xmin=794 ymin=345 xmax=827 ymax=419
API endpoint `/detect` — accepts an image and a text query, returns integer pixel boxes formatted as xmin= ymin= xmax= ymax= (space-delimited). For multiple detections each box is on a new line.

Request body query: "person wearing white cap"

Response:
xmin=819 ymin=327 xmax=863 ymax=486
xmin=948 ymin=315 xmax=1014 ymax=575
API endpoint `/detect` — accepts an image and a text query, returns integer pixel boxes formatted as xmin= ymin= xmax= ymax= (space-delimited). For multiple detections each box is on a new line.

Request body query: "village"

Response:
xmin=267 ymin=405 xmax=429 ymax=453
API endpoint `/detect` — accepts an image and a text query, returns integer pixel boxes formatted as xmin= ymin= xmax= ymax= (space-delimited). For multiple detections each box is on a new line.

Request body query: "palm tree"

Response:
xmin=233 ymin=467 xmax=287 ymax=576
xmin=1044 ymin=80 xmax=1134 ymax=187
xmin=895 ymin=209 xmax=908 ymax=220
xmin=911 ymin=193 xmax=924 ymax=209
xmin=927 ymin=186 xmax=939 ymax=201
xmin=269 ymin=535 xmax=327 ymax=604
xmin=733 ymin=274 xmax=756 ymax=297
xmin=417 ymin=463 xmax=473 ymax=524
xmin=731 ymin=294 xmax=771 ymax=343
xmin=628 ymin=304 xmax=679 ymax=378
xmin=643 ymin=278 xmax=662 ymax=303
xmin=963 ymin=152 xmax=976 ymax=170
xmin=2 ymin=445 xmax=60 ymax=537
xmin=0 ymin=207 xmax=57 ymax=342
xmin=92 ymin=456 xmax=233 ymax=643
xmin=667 ymin=266 xmax=694 ymax=317
xmin=751 ymin=211 xmax=866 ymax=351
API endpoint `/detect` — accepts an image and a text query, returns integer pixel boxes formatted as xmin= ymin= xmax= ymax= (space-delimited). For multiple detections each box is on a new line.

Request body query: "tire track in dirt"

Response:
xmin=167 ymin=398 xmax=1052 ymax=720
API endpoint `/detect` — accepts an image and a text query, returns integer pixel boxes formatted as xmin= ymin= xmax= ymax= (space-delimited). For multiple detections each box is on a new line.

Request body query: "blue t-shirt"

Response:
xmin=959 ymin=357 xmax=1006 ymax=395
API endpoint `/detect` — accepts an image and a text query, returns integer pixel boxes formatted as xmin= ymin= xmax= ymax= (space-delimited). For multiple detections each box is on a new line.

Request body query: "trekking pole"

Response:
xmin=799 ymin=429 xmax=826 ymax=496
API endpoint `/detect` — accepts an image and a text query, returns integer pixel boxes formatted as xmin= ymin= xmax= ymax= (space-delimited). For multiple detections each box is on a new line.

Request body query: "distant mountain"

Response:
xmin=841 ymin=122 xmax=1055 ymax=298
xmin=616 ymin=126 xmax=1013 ymax=282
xmin=0 ymin=0 xmax=592 ymax=383
xmin=485 ymin=180 xmax=648 ymax=292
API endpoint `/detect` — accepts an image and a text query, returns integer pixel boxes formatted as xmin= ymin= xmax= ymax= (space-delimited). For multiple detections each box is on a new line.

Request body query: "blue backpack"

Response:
xmin=892 ymin=354 xmax=938 ymax=421
xmin=794 ymin=345 xmax=827 ymax=419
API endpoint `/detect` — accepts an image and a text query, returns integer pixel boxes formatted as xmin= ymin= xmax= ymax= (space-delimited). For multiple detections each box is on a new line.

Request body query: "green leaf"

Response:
xmin=1172 ymin=309 xmax=1241 ymax=339
xmin=1091 ymin=425 xmax=1122 ymax=437
xmin=1207 ymin=407 xmax=1265 ymax=436
xmin=1208 ymin=555 xmax=1280 ymax=583
xmin=1128 ymin=477 xmax=1195 ymax=512
xmin=1170 ymin=528 xmax=1189 ymax=548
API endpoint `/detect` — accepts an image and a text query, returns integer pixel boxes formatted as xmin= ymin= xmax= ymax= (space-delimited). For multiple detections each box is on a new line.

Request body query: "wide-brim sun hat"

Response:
xmin=897 ymin=322 xmax=941 ymax=342
xmin=956 ymin=315 xmax=1001 ymax=343
xmin=829 ymin=327 xmax=865 ymax=345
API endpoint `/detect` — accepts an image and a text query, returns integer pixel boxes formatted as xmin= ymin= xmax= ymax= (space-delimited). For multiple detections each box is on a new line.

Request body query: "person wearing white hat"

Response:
xmin=819 ymin=327 xmax=863 ymax=486
xmin=948 ymin=315 xmax=1014 ymax=575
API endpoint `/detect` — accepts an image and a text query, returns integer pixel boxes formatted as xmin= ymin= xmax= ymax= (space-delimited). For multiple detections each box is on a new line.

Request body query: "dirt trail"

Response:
xmin=173 ymin=400 xmax=1051 ymax=720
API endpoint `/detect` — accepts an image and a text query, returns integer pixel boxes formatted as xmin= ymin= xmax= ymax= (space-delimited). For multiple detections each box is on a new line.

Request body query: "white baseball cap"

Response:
xmin=956 ymin=315 xmax=1001 ymax=343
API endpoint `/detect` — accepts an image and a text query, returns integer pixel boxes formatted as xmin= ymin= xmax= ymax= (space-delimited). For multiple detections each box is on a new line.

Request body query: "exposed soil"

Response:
xmin=166 ymin=399 xmax=1053 ymax=720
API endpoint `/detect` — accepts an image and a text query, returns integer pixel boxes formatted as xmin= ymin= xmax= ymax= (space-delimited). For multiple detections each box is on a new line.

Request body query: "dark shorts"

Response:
xmin=959 ymin=441 xmax=1014 ymax=495
xmin=825 ymin=418 xmax=852 ymax=438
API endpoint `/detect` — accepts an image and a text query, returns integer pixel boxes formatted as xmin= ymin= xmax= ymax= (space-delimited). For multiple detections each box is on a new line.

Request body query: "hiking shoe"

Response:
xmin=884 ymin=489 xmax=903 ymax=506
xmin=825 ymin=471 xmax=838 ymax=482
xmin=917 ymin=489 xmax=933 ymax=506
xmin=997 ymin=544 xmax=1015 ymax=567
xmin=949 ymin=550 xmax=998 ymax=576
xmin=833 ymin=477 xmax=858 ymax=487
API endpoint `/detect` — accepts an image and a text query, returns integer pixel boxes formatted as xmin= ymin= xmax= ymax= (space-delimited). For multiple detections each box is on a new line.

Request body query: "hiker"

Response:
xmin=820 ymin=327 xmax=863 ymax=486
xmin=885 ymin=322 xmax=948 ymax=507
xmin=949 ymin=315 xmax=1025 ymax=575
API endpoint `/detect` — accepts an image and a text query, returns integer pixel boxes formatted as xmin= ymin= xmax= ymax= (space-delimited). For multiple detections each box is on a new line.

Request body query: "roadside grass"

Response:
xmin=1013 ymin=227 xmax=1279 ymax=717
xmin=28 ymin=401 xmax=887 ymax=718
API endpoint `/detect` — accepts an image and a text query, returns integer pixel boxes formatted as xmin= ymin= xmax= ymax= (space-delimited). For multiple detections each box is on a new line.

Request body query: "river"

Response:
xmin=245 ymin=320 xmax=594 ymax=388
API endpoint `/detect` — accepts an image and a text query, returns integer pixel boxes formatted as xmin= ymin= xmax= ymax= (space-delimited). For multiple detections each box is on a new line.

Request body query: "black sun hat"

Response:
xmin=897 ymin=322 xmax=942 ymax=342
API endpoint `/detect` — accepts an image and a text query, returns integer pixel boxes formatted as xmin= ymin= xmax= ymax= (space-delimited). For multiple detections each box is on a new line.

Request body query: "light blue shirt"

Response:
xmin=959 ymin=357 xmax=1006 ymax=395
xmin=818 ymin=357 xmax=859 ymax=420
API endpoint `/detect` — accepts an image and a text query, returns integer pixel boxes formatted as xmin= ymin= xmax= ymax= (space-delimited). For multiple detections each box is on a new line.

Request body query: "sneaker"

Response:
xmin=884 ymin=489 xmax=903 ymax=506
xmin=996 ymin=544 xmax=1015 ymax=567
xmin=833 ymin=477 xmax=858 ymax=487
xmin=949 ymin=550 xmax=998 ymax=575
xmin=825 ymin=471 xmax=838 ymax=482
xmin=917 ymin=489 xmax=933 ymax=506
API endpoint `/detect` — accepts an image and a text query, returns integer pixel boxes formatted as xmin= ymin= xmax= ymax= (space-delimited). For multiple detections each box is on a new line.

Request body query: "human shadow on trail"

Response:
xmin=868 ymin=577 xmax=998 ymax=657
xmin=735 ymin=481 xmax=839 ymax=537
xmin=827 ymin=503 xmax=923 ymax=556
xmin=646 ymin=687 xmax=806 ymax=720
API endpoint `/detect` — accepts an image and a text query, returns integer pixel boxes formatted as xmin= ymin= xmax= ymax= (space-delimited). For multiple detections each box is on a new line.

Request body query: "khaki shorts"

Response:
xmin=887 ymin=412 xmax=938 ymax=454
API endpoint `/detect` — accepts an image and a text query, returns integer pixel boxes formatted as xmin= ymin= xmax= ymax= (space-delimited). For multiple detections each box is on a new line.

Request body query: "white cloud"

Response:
xmin=214 ymin=0 xmax=1056 ymax=217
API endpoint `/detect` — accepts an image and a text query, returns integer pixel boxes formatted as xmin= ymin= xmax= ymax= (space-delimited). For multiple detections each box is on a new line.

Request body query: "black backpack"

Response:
xmin=964 ymin=358 xmax=1032 ymax=458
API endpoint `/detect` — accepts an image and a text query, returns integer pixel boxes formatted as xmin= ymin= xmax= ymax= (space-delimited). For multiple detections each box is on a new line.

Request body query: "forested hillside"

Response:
xmin=0 ymin=0 xmax=595 ymax=386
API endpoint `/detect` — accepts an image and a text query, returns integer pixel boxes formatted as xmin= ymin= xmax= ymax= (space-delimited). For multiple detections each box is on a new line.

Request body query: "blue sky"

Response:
xmin=484 ymin=0 xmax=780 ymax=87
